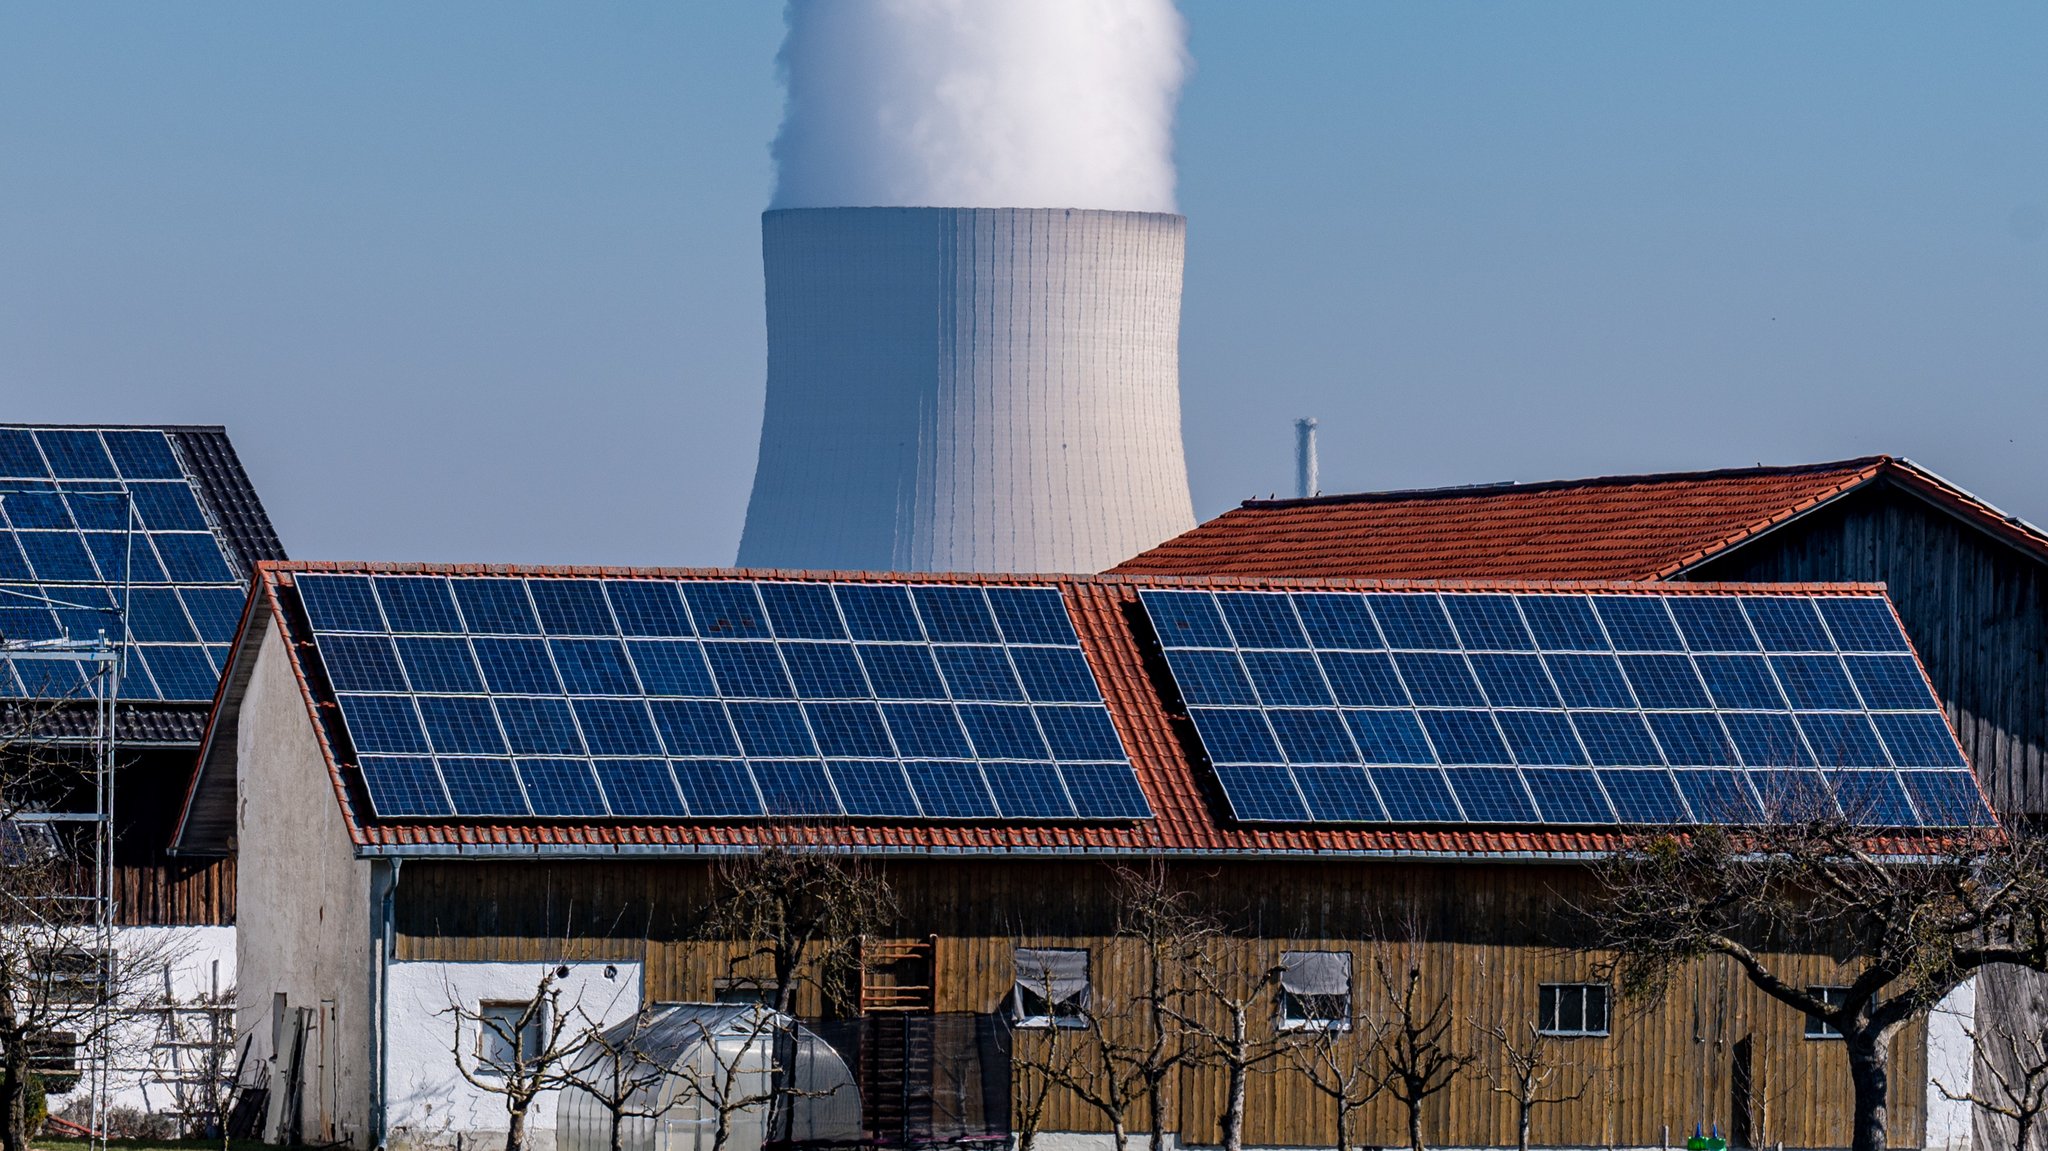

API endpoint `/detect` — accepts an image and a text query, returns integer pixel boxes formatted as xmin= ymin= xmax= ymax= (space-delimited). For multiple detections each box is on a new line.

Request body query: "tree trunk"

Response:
xmin=1406 ymin=1098 xmax=1425 ymax=1151
xmin=506 ymin=1101 xmax=530 ymax=1151
xmin=1223 ymin=1059 xmax=1247 ymax=1151
xmin=1845 ymin=1033 xmax=1889 ymax=1151
xmin=1147 ymin=1079 xmax=1170 ymax=1151
xmin=0 ymin=1061 xmax=23 ymax=1151
xmin=1517 ymin=1101 xmax=1532 ymax=1151
xmin=1333 ymin=1101 xmax=1350 ymax=1151
xmin=1110 ymin=1115 xmax=1129 ymax=1151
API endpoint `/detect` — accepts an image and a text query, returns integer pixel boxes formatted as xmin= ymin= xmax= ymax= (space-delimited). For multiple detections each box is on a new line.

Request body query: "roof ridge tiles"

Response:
xmin=1239 ymin=455 xmax=1893 ymax=510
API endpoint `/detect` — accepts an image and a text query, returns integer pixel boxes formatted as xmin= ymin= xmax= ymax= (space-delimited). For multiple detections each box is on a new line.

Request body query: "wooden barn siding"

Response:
xmin=115 ymin=857 xmax=235 ymax=926
xmin=1689 ymin=479 xmax=2048 ymax=816
xmin=395 ymin=858 xmax=1924 ymax=1149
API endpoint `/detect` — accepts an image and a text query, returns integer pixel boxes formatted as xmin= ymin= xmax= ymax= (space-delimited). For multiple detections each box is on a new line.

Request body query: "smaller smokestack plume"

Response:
xmin=1295 ymin=418 xmax=1320 ymax=499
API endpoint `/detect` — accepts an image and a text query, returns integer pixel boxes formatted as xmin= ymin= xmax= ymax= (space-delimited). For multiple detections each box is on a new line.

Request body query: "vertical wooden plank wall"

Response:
xmin=395 ymin=858 xmax=1927 ymax=1148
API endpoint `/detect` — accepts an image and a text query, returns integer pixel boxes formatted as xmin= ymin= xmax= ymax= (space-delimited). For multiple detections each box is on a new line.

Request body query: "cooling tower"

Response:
xmin=737 ymin=207 xmax=1197 ymax=573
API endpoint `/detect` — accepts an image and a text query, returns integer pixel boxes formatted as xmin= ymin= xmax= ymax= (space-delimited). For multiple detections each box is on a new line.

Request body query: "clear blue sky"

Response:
xmin=4 ymin=3 xmax=2044 ymax=566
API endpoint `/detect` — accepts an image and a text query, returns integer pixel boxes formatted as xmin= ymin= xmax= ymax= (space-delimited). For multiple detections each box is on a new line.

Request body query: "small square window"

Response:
xmin=1804 ymin=986 xmax=1848 ymax=1039
xmin=1278 ymin=951 xmax=1352 ymax=1032
xmin=1537 ymin=983 xmax=1609 ymax=1036
xmin=1012 ymin=947 xmax=1090 ymax=1029
xmin=477 ymin=1000 xmax=545 ymax=1074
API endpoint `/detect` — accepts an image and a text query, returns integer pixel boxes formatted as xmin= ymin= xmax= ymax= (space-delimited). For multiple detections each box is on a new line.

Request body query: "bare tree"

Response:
xmin=664 ymin=1005 xmax=853 ymax=1151
xmin=1284 ymin=1020 xmax=1377 ymax=1151
xmin=558 ymin=1006 xmax=680 ymax=1151
xmin=1170 ymin=940 xmax=1287 ymax=1151
xmin=1008 ymin=1023 xmax=1085 ymax=1151
xmin=1362 ymin=960 xmax=1476 ymax=1151
xmin=1476 ymin=1019 xmax=1590 ymax=1151
xmin=1013 ymin=863 xmax=1213 ymax=1151
xmin=1936 ymin=1022 xmax=2048 ymax=1151
xmin=0 ymin=698 xmax=180 ymax=1151
xmin=699 ymin=843 xmax=898 ymax=1019
xmin=1589 ymin=817 xmax=2048 ymax=1151
xmin=445 ymin=969 xmax=588 ymax=1151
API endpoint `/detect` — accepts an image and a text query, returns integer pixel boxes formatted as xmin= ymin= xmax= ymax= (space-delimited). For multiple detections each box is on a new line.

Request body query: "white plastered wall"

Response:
xmin=43 ymin=925 xmax=237 ymax=1117
xmin=1924 ymin=976 xmax=1976 ymax=1151
xmin=384 ymin=960 xmax=644 ymax=1151
xmin=234 ymin=618 xmax=376 ymax=1146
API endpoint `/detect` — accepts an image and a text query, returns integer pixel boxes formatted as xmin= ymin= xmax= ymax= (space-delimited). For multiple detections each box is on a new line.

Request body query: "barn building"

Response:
xmin=175 ymin=560 xmax=1994 ymax=1150
xmin=0 ymin=423 xmax=281 ymax=1113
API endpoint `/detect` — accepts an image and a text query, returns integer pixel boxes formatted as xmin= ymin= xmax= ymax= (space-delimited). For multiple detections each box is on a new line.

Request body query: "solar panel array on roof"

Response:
xmin=293 ymin=575 xmax=1152 ymax=823
xmin=1139 ymin=589 xmax=1991 ymax=829
xmin=0 ymin=428 xmax=245 ymax=702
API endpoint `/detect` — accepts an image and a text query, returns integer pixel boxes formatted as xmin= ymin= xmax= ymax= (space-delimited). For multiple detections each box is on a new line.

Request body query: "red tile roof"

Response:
xmin=174 ymin=561 xmax=1933 ymax=862
xmin=1112 ymin=457 xmax=2048 ymax=581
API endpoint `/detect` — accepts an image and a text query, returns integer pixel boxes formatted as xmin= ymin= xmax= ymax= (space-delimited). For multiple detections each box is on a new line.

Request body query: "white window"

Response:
xmin=31 ymin=949 xmax=109 ymax=1005
xmin=1278 ymin=950 xmax=1352 ymax=1031
xmin=1011 ymin=947 xmax=1089 ymax=1029
xmin=1804 ymin=986 xmax=1848 ymax=1039
xmin=1537 ymin=984 xmax=1609 ymax=1036
xmin=478 ymin=1000 xmax=545 ymax=1073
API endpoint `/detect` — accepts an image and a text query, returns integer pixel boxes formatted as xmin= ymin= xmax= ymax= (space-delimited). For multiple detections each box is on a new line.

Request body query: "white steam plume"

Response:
xmin=770 ymin=0 xmax=1189 ymax=214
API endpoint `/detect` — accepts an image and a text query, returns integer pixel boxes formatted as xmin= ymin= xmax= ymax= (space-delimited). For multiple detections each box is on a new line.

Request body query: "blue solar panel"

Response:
xmin=1719 ymin=711 xmax=1814 ymax=767
xmin=1469 ymin=653 xmax=1560 ymax=708
xmin=1674 ymin=769 xmax=1762 ymax=824
xmin=1242 ymin=651 xmax=1333 ymax=706
xmin=1573 ymin=712 xmax=1662 ymax=766
xmin=758 ymin=582 xmax=847 ymax=640
xmin=1394 ymin=652 xmax=1485 ymax=707
xmin=358 ymin=757 xmax=451 ymax=816
xmin=1816 ymin=597 xmax=1911 ymax=653
xmin=1668 ymin=598 xmax=1759 ymax=652
xmin=912 ymin=586 xmax=999 ymax=644
xmin=440 ymin=757 xmax=528 ymax=817
xmin=306 ymin=578 xmax=1149 ymax=823
xmin=1293 ymin=766 xmax=1386 ymax=821
xmin=1745 ymin=597 xmax=1833 ymax=651
xmin=1831 ymin=770 xmax=1917 ymax=827
xmin=605 ymin=581 xmax=693 ymax=637
xmin=1843 ymin=656 xmax=1940 ymax=711
xmin=1368 ymin=594 xmax=1458 ymax=649
xmin=1771 ymin=655 xmax=1859 ymax=709
xmin=519 ymin=758 xmax=608 ymax=817
xmin=1217 ymin=592 xmax=1307 ymax=649
xmin=1694 ymin=655 xmax=1786 ymax=710
xmin=1346 ymin=710 xmax=1436 ymax=763
xmin=1593 ymin=597 xmax=1681 ymax=652
xmin=1444 ymin=766 xmax=1535 ymax=821
xmin=1496 ymin=711 xmax=1586 ymax=766
xmin=397 ymin=637 xmax=483 ymax=693
xmin=754 ymin=760 xmax=839 ymax=816
xmin=1873 ymin=712 xmax=1967 ymax=768
xmin=376 ymin=576 xmax=463 ymax=633
xmin=1370 ymin=766 xmax=1461 ymax=821
xmin=1061 ymin=763 xmax=1155 ymax=819
xmin=1621 ymin=655 xmax=1711 ymax=709
xmin=1213 ymin=766 xmax=1308 ymax=822
xmin=1797 ymin=712 xmax=1890 ymax=768
xmin=835 ymin=585 xmax=923 ymax=642
xmin=1545 ymin=654 xmax=1635 ymax=708
xmin=1901 ymin=771 xmax=1994 ymax=826
xmin=1600 ymin=769 xmax=1688 ymax=823
xmin=934 ymin=646 xmax=1024 ymax=701
xmin=1443 ymin=595 xmax=1533 ymax=651
xmin=987 ymin=586 xmax=1079 ymax=645
xmin=1269 ymin=708 xmax=1356 ymax=764
xmin=1523 ymin=768 xmax=1612 ymax=823
xmin=1011 ymin=646 xmax=1103 ymax=703
xmin=593 ymin=759 xmax=686 ymax=817
xmin=1320 ymin=652 xmax=1410 ymax=707
xmin=781 ymin=643 xmax=869 ymax=699
xmin=983 ymin=762 xmax=1075 ymax=819
xmin=1191 ymin=709 xmax=1284 ymax=764
xmin=826 ymin=760 xmax=921 ymax=817
xmin=1140 ymin=590 xmax=1232 ymax=648
xmin=1752 ymin=769 xmax=1840 ymax=819
xmin=1293 ymin=593 xmax=1382 ymax=649
xmin=904 ymin=761 xmax=996 ymax=818
xmin=1420 ymin=710 xmax=1510 ymax=764
xmin=1646 ymin=712 xmax=1737 ymax=767
xmin=548 ymin=634 xmax=634 ymax=688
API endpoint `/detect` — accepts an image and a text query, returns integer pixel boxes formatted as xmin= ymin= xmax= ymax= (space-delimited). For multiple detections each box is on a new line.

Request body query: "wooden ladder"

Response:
xmin=858 ymin=935 xmax=937 ymax=1014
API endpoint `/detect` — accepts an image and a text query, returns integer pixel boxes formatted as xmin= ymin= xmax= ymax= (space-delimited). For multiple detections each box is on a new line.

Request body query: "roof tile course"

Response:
xmin=1112 ymin=457 xmax=2048 ymax=581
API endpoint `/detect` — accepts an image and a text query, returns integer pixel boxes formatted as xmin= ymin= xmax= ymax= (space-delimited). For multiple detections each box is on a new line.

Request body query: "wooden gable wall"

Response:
xmin=1689 ymin=478 xmax=2048 ymax=816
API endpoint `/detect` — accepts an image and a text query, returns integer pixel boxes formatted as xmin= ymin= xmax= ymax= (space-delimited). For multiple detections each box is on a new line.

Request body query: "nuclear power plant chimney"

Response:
xmin=1295 ymin=417 xmax=1319 ymax=499
xmin=737 ymin=206 xmax=1197 ymax=573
